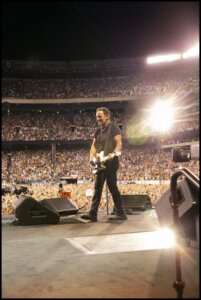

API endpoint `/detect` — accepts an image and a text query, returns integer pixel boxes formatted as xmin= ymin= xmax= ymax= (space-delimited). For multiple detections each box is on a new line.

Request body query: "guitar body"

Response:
xmin=92 ymin=151 xmax=106 ymax=175
xmin=92 ymin=151 xmax=121 ymax=175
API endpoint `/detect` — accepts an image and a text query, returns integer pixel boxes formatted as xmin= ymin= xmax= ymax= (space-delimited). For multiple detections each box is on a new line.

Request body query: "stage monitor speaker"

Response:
xmin=14 ymin=195 xmax=60 ymax=225
xmin=155 ymin=179 xmax=199 ymax=241
xmin=121 ymin=194 xmax=151 ymax=211
xmin=40 ymin=198 xmax=78 ymax=216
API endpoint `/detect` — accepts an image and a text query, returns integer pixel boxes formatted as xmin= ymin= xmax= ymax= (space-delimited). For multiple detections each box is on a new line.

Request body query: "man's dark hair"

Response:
xmin=96 ymin=107 xmax=111 ymax=118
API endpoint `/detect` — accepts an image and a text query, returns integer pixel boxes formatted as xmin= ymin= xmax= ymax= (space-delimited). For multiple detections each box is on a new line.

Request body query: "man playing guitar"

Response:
xmin=81 ymin=107 xmax=127 ymax=222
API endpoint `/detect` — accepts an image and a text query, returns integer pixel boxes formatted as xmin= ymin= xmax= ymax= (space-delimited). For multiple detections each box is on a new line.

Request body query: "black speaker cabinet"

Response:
xmin=155 ymin=179 xmax=199 ymax=241
xmin=40 ymin=198 xmax=78 ymax=216
xmin=14 ymin=195 xmax=60 ymax=225
xmin=60 ymin=177 xmax=77 ymax=184
xmin=121 ymin=194 xmax=151 ymax=211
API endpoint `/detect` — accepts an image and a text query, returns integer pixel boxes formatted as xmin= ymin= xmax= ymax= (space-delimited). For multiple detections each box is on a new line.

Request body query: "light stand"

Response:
xmin=170 ymin=167 xmax=199 ymax=298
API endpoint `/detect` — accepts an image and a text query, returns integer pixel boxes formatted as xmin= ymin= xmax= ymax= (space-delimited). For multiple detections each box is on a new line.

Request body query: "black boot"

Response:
xmin=108 ymin=214 xmax=127 ymax=221
xmin=81 ymin=213 xmax=97 ymax=222
xmin=110 ymin=207 xmax=117 ymax=215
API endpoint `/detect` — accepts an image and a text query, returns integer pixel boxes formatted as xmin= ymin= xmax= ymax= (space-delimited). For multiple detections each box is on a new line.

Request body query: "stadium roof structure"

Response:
xmin=2 ymin=57 xmax=143 ymax=75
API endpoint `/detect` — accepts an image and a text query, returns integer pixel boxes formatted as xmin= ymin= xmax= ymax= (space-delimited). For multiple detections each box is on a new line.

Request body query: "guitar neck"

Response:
xmin=102 ymin=151 xmax=121 ymax=162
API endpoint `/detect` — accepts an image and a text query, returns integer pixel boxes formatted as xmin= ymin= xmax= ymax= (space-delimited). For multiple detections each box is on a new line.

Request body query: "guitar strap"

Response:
xmin=103 ymin=123 xmax=112 ymax=156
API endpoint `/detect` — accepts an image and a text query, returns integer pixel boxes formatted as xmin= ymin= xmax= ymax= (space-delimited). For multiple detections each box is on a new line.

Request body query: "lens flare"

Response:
xmin=125 ymin=114 xmax=152 ymax=146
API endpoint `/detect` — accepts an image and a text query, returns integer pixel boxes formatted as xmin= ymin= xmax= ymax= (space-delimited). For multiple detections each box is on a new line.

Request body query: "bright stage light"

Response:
xmin=147 ymin=43 xmax=199 ymax=64
xmin=147 ymin=53 xmax=181 ymax=64
xmin=148 ymin=100 xmax=175 ymax=133
xmin=155 ymin=228 xmax=176 ymax=248
xmin=182 ymin=44 xmax=199 ymax=59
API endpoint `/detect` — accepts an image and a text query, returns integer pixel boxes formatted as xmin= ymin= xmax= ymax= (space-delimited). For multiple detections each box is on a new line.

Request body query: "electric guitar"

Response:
xmin=92 ymin=151 xmax=121 ymax=175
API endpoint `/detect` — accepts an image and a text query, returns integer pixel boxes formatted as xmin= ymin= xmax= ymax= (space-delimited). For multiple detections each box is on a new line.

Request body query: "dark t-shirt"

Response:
xmin=94 ymin=123 xmax=121 ymax=155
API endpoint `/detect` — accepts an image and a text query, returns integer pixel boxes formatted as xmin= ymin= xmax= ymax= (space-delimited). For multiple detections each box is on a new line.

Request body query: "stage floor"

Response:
xmin=2 ymin=210 xmax=199 ymax=298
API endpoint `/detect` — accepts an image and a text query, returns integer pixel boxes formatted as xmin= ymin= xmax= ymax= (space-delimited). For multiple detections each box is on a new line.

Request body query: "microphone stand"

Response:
xmin=106 ymin=182 xmax=109 ymax=215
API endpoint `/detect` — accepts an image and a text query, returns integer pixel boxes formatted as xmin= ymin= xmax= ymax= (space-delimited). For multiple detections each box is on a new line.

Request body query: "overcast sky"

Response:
xmin=2 ymin=1 xmax=199 ymax=61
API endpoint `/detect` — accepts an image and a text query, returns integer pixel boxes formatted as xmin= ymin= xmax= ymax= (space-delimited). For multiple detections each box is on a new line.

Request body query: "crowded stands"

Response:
xmin=2 ymin=58 xmax=199 ymax=215
xmin=2 ymin=69 xmax=199 ymax=99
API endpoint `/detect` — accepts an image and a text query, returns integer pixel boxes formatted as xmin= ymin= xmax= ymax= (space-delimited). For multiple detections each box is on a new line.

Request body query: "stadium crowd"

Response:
xmin=2 ymin=181 xmax=171 ymax=215
xmin=2 ymin=110 xmax=199 ymax=216
xmin=2 ymin=110 xmax=199 ymax=143
xmin=2 ymin=145 xmax=199 ymax=215
xmin=2 ymin=147 xmax=199 ymax=183
xmin=2 ymin=62 xmax=199 ymax=216
xmin=2 ymin=66 xmax=198 ymax=99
